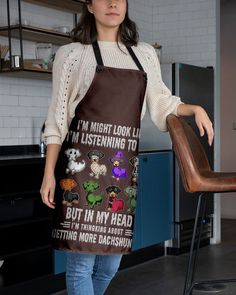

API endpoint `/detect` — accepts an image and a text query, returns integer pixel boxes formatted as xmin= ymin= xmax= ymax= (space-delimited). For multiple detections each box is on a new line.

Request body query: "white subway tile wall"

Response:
xmin=151 ymin=0 xmax=216 ymax=66
xmin=0 ymin=0 xmax=216 ymax=146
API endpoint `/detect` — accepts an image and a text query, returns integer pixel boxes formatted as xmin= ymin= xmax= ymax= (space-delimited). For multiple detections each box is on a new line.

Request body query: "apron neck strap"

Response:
xmin=92 ymin=41 xmax=104 ymax=66
xmin=125 ymin=46 xmax=144 ymax=72
xmin=92 ymin=40 xmax=145 ymax=72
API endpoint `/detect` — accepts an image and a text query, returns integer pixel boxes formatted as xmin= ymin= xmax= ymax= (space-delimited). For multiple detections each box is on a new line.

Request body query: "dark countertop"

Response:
xmin=0 ymin=154 xmax=45 ymax=165
xmin=0 ymin=153 xmax=45 ymax=160
xmin=0 ymin=145 xmax=45 ymax=165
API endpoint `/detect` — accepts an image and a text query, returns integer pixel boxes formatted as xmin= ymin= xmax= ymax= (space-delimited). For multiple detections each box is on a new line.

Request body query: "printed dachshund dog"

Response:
xmin=62 ymin=191 xmax=79 ymax=206
xmin=83 ymin=180 xmax=103 ymax=209
xmin=65 ymin=148 xmax=86 ymax=174
xmin=110 ymin=151 xmax=127 ymax=180
xmin=60 ymin=178 xmax=79 ymax=206
xmin=125 ymin=186 xmax=137 ymax=214
xmin=106 ymin=185 xmax=124 ymax=212
xmin=88 ymin=150 xmax=107 ymax=179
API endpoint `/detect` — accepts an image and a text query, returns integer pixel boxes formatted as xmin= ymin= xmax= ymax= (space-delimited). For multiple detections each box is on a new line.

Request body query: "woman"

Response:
xmin=40 ymin=0 xmax=214 ymax=294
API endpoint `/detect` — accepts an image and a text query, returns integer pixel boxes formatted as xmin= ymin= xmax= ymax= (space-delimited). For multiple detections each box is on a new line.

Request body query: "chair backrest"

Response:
xmin=166 ymin=114 xmax=212 ymax=193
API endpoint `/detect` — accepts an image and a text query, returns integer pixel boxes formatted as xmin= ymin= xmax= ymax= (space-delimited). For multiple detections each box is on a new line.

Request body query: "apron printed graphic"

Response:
xmin=125 ymin=186 xmax=137 ymax=214
xmin=110 ymin=151 xmax=127 ymax=180
xmin=52 ymin=40 xmax=147 ymax=255
xmin=65 ymin=148 xmax=86 ymax=174
xmin=60 ymin=179 xmax=80 ymax=206
xmin=129 ymin=156 xmax=139 ymax=187
xmin=106 ymin=185 xmax=124 ymax=212
xmin=88 ymin=150 xmax=107 ymax=179
xmin=83 ymin=180 xmax=104 ymax=209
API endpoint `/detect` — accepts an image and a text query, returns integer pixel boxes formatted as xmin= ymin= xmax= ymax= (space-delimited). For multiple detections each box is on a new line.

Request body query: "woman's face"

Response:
xmin=87 ymin=0 xmax=127 ymax=32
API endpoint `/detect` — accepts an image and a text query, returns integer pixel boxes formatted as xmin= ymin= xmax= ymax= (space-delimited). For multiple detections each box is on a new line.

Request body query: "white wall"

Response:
xmin=0 ymin=77 xmax=50 ymax=145
xmin=0 ymin=0 xmax=217 ymax=146
xmin=220 ymin=0 xmax=236 ymax=219
xmin=0 ymin=0 xmax=73 ymax=145
xmin=132 ymin=0 xmax=216 ymax=67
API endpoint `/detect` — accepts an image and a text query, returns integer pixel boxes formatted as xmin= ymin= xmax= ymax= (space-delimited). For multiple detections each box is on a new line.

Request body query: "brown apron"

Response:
xmin=52 ymin=40 xmax=147 ymax=255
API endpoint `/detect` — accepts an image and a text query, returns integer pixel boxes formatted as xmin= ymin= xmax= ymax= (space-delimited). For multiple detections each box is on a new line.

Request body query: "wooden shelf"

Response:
xmin=23 ymin=0 xmax=85 ymax=13
xmin=0 ymin=24 xmax=72 ymax=45
xmin=0 ymin=65 xmax=52 ymax=80
xmin=0 ymin=0 xmax=82 ymax=80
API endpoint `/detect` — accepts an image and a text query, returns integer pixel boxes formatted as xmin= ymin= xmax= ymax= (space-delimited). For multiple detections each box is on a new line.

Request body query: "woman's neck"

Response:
xmin=96 ymin=26 xmax=119 ymax=42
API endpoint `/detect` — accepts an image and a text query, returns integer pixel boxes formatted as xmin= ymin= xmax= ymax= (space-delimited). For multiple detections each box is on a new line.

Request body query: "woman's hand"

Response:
xmin=40 ymin=174 xmax=56 ymax=209
xmin=194 ymin=106 xmax=214 ymax=146
xmin=176 ymin=104 xmax=214 ymax=146
xmin=40 ymin=173 xmax=56 ymax=209
xmin=39 ymin=143 xmax=61 ymax=209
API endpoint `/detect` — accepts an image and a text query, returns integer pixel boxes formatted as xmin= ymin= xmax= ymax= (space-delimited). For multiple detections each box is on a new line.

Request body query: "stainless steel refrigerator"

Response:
xmin=139 ymin=63 xmax=214 ymax=254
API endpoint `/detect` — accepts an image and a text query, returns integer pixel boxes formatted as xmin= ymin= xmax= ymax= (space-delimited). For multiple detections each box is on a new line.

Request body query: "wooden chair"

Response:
xmin=166 ymin=114 xmax=236 ymax=295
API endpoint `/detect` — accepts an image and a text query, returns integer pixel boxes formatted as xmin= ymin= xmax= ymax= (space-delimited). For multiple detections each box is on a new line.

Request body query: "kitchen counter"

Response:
xmin=0 ymin=145 xmax=45 ymax=165
xmin=0 ymin=153 xmax=45 ymax=164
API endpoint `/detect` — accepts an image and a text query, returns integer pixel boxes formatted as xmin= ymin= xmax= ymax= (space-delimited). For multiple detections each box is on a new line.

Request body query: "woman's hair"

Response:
xmin=70 ymin=0 xmax=139 ymax=47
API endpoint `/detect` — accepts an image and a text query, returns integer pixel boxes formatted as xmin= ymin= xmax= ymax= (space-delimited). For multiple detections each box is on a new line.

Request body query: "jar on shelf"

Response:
xmin=35 ymin=43 xmax=52 ymax=70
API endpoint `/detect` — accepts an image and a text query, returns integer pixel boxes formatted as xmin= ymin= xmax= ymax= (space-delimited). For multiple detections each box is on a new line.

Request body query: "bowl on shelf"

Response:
xmin=53 ymin=25 xmax=71 ymax=34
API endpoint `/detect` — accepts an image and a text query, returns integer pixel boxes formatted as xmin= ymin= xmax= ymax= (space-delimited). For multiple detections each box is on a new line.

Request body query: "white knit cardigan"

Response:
xmin=43 ymin=40 xmax=183 ymax=145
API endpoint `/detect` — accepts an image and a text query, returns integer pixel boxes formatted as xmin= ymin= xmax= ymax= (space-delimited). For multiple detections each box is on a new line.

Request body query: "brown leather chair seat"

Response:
xmin=167 ymin=114 xmax=236 ymax=295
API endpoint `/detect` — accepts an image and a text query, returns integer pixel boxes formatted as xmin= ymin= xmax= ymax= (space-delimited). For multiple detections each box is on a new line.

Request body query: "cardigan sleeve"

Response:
xmin=42 ymin=46 xmax=69 ymax=145
xmin=145 ymin=44 xmax=184 ymax=131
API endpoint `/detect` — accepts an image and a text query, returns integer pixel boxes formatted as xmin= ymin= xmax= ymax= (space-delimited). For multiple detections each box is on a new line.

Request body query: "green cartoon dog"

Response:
xmin=125 ymin=186 xmax=137 ymax=214
xmin=83 ymin=180 xmax=103 ymax=208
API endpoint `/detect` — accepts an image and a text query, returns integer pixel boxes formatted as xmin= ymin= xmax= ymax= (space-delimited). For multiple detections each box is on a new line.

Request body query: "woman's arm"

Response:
xmin=141 ymin=44 xmax=214 ymax=146
xmin=40 ymin=45 xmax=72 ymax=207
xmin=143 ymin=43 xmax=184 ymax=132
xmin=40 ymin=144 xmax=61 ymax=209
xmin=40 ymin=47 xmax=64 ymax=208
xmin=176 ymin=104 xmax=214 ymax=146
xmin=42 ymin=46 xmax=67 ymax=146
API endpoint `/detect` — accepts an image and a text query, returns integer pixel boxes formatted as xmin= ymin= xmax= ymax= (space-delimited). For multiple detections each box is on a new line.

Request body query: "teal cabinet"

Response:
xmin=132 ymin=151 xmax=174 ymax=250
xmin=53 ymin=151 xmax=174 ymax=274
xmin=54 ymin=250 xmax=67 ymax=275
